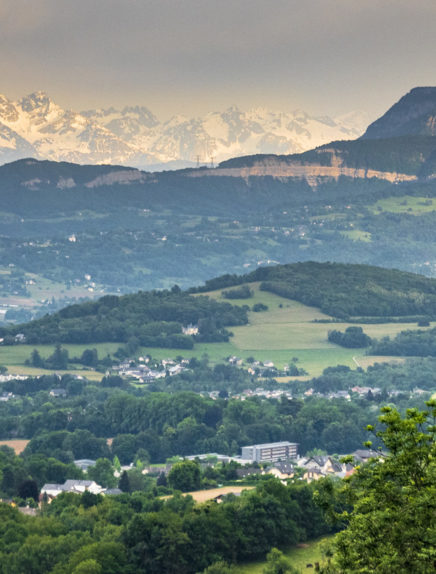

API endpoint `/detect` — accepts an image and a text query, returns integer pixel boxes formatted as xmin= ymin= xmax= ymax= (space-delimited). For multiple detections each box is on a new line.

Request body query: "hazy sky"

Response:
xmin=1 ymin=0 xmax=435 ymax=121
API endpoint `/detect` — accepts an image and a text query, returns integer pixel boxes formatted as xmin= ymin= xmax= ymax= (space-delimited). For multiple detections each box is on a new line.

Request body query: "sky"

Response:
xmin=0 ymin=0 xmax=435 ymax=121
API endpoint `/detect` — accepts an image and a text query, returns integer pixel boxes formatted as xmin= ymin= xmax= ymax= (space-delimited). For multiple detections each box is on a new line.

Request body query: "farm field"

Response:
xmin=0 ymin=439 xmax=29 ymax=454
xmin=238 ymin=535 xmax=333 ymax=573
xmin=0 ymin=343 xmax=119 ymax=380
xmin=192 ymin=284 xmax=432 ymax=376
xmin=370 ymin=195 xmax=436 ymax=215
xmin=184 ymin=485 xmax=254 ymax=503
xmin=341 ymin=229 xmax=372 ymax=242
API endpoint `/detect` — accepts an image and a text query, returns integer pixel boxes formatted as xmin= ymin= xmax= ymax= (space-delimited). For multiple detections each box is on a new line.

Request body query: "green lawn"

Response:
xmin=370 ymin=195 xmax=436 ymax=215
xmin=238 ymin=536 xmax=333 ymax=573
xmin=0 ymin=343 xmax=119 ymax=380
xmin=341 ymin=229 xmax=372 ymax=242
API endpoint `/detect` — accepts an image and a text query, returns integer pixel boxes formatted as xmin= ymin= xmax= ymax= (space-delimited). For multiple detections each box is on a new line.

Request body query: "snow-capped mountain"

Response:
xmin=0 ymin=92 xmax=150 ymax=166
xmin=0 ymin=91 xmax=369 ymax=169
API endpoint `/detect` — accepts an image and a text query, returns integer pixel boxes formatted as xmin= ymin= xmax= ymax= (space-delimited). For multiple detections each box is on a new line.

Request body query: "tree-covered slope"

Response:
xmin=220 ymin=87 xmax=436 ymax=176
xmin=219 ymin=135 xmax=436 ymax=177
xmin=0 ymin=288 xmax=248 ymax=346
xmin=194 ymin=262 xmax=436 ymax=319
xmin=361 ymin=86 xmax=436 ymax=139
xmin=7 ymin=262 xmax=436 ymax=345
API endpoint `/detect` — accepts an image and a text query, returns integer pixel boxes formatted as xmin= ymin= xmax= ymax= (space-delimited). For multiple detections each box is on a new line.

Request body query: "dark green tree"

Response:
xmin=156 ymin=471 xmax=168 ymax=487
xmin=118 ymin=470 xmax=131 ymax=493
xmin=80 ymin=348 xmax=99 ymax=367
xmin=30 ymin=348 xmax=45 ymax=368
xmin=332 ymin=402 xmax=436 ymax=573
xmin=87 ymin=458 xmax=117 ymax=488
xmin=46 ymin=344 xmax=69 ymax=369
xmin=263 ymin=548 xmax=298 ymax=574
xmin=18 ymin=479 xmax=39 ymax=502
xmin=168 ymin=460 xmax=201 ymax=492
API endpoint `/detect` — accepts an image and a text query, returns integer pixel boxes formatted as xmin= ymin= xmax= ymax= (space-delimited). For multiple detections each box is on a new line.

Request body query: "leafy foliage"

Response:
xmin=222 ymin=285 xmax=253 ymax=299
xmin=328 ymin=326 xmax=372 ymax=348
xmin=370 ymin=325 xmax=436 ymax=356
xmin=330 ymin=403 xmax=436 ymax=573
xmin=1 ymin=290 xmax=248 ymax=346
xmin=195 ymin=262 xmax=436 ymax=319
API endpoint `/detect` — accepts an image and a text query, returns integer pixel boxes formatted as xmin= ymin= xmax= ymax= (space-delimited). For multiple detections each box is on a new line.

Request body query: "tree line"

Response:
xmin=0 ymin=288 xmax=248 ymax=346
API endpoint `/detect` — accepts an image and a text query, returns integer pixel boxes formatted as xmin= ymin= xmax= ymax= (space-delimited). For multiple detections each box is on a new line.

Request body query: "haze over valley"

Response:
xmin=0 ymin=2 xmax=435 ymax=572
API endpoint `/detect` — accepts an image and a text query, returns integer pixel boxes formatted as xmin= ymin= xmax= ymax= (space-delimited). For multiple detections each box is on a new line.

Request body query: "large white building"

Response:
xmin=241 ymin=441 xmax=298 ymax=462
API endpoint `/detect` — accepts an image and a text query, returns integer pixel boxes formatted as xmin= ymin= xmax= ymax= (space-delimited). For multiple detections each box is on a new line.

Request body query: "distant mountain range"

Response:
xmin=1 ymin=86 xmax=436 ymax=306
xmin=0 ymin=91 xmax=368 ymax=169
xmin=212 ymin=88 xmax=436 ymax=183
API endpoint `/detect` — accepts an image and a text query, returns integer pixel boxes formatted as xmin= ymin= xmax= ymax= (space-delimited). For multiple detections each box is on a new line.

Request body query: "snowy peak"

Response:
xmin=0 ymin=91 xmax=369 ymax=169
xmin=19 ymin=91 xmax=54 ymax=114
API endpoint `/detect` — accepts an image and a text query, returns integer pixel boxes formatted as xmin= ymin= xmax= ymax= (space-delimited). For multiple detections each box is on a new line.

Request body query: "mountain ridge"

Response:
xmin=0 ymin=91 xmax=367 ymax=169
xmin=361 ymin=87 xmax=436 ymax=139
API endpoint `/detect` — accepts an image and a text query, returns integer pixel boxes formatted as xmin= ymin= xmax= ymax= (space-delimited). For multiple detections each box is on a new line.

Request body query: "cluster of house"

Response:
xmin=228 ymin=356 xmax=291 ymax=377
xmin=187 ymin=442 xmax=380 ymax=483
xmin=237 ymin=447 xmax=381 ymax=483
xmin=40 ymin=479 xmax=121 ymax=501
xmin=304 ymin=386 xmax=428 ymax=400
xmin=233 ymin=388 xmax=293 ymax=400
xmin=0 ymin=373 xmax=29 ymax=383
xmin=114 ymin=357 xmax=186 ymax=383
xmin=37 ymin=443 xmax=381 ymax=505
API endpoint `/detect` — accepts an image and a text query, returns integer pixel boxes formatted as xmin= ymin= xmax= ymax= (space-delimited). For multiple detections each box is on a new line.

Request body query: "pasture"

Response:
xmin=238 ymin=535 xmax=333 ymax=573
xmin=370 ymin=195 xmax=436 ymax=215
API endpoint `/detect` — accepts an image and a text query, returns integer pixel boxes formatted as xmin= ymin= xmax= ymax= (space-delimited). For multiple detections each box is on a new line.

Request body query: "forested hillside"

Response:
xmin=0 ymin=289 xmax=248 ymax=346
xmin=220 ymin=134 xmax=436 ymax=176
xmin=4 ymin=262 xmax=436 ymax=345
xmin=193 ymin=261 xmax=436 ymax=319
xmin=3 ymin=149 xmax=436 ymax=317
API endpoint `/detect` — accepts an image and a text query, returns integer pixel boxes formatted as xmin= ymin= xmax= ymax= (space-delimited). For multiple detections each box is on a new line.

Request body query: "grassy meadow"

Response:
xmin=0 ymin=283 xmax=428 ymax=378
xmin=370 ymin=195 xmax=436 ymax=215
xmin=238 ymin=535 xmax=333 ymax=573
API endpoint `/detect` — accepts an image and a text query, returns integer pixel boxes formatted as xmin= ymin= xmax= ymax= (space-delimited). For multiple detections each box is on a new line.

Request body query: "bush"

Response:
xmin=252 ymin=303 xmax=268 ymax=312
xmin=328 ymin=326 xmax=372 ymax=348
xmin=222 ymin=286 xmax=252 ymax=299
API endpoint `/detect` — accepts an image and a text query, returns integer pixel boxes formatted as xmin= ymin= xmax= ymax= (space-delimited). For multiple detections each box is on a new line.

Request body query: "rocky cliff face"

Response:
xmin=361 ymin=87 xmax=436 ymax=139
xmin=193 ymin=157 xmax=418 ymax=186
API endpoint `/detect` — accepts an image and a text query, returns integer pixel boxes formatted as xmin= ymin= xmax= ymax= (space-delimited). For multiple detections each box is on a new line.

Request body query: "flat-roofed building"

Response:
xmin=241 ymin=441 xmax=298 ymax=462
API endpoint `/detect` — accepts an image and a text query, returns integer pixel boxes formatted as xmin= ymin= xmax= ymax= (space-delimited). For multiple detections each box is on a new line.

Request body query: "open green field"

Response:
xmin=341 ymin=229 xmax=372 ymax=242
xmin=0 ymin=267 xmax=103 ymax=308
xmin=0 ymin=284 xmax=430 ymax=378
xmin=238 ymin=535 xmax=333 ymax=573
xmin=27 ymin=275 xmax=105 ymax=301
xmin=0 ymin=343 xmax=119 ymax=380
xmin=191 ymin=284 xmax=431 ymax=376
xmin=370 ymin=195 xmax=436 ymax=215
